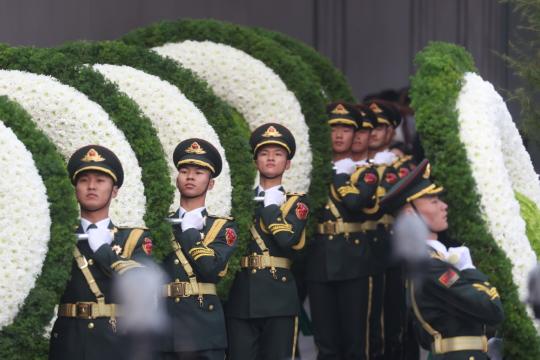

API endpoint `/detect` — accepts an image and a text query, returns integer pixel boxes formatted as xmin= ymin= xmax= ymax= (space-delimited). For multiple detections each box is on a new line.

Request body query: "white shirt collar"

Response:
xmin=179 ymin=206 xmax=206 ymax=218
xmin=81 ymin=217 xmax=111 ymax=233
xmin=257 ymin=184 xmax=282 ymax=195
xmin=426 ymin=239 xmax=448 ymax=257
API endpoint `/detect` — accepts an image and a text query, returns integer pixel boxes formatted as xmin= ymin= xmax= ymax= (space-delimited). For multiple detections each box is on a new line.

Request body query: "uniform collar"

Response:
xmin=179 ymin=206 xmax=206 ymax=218
xmin=426 ymin=239 xmax=448 ymax=257
xmin=256 ymin=184 xmax=284 ymax=196
xmin=80 ymin=217 xmax=111 ymax=233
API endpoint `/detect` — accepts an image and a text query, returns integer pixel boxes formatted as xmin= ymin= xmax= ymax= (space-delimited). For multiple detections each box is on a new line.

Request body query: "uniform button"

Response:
xmin=328 ymin=235 xmax=333 ymax=240
xmin=277 ymin=217 xmax=282 ymax=221
xmin=174 ymin=259 xmax=179 ymax=265
xmin=281 ymin=276 xmax=287 ymax=282
xmin=175 ymin=278 xmax=180 ymax=282
xmin=53 ymin=333 xmax=58 ymax=338
xmin=251 ymin=269 xmax=257 ymax=274
xmin=354 ymin=239 xmax=360 ymax=245
xmin=373 ymin=237 xmax=378 ymax=242
xmin=88 ymin=322 xmax=94 ymax=329
xmin=208 ymin=304 xmax=214 ymax=311
xmin=325 ymin=205 xmax=330 ymax=210
xmin=175 ymin=297 xmax=180 ymax=303
xmin=88 ymin=259 xmax=94 ymax=266
xmin=390 ymin=230 xmax=394 ymax=235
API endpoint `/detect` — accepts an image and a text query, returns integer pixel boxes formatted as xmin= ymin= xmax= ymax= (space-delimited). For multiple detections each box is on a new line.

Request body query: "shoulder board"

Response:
xmin=168 ymin=211 xmax=177 ymax=217
xmin=286 ymin=192 xmax=306 ymax=197
xmin=207 ymin=214 xmax=234 ymax=221
xmin=115 ymin=226 xmax=149 ymax=231
xmin=393 ymin=155 xmax=414 ymax=168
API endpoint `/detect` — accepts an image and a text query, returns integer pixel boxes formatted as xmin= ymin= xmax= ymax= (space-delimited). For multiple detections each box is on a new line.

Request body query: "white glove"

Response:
xmin=181 ymin=210 xmax=205 ymax=231
xmin=264 ymin=187 xmax=286 ymax=207
xmin=87 ymin=227 xmax=113 ymax=252
xmin=447 ymin=246 xmax=475 ymax=271
xmin=333 ymin=158 xmax=356 ymax=175
xmin=372 ymin=151 xmax=397 ymax=166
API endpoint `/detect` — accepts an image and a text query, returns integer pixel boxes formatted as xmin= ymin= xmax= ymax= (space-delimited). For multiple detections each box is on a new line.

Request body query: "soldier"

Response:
xmin=380 ymin=159 xmax=504 ymax=360
xmin=226 ymin=123 xmax=309 ymax=360
xmin=159 ymin=138 xmax=238 ymax=360
xmin=351 ymin=104 xmax=378 ymax=167
xmin=49 ymin=145 xmax=154 ymax=360
xmin=306 ymin=102 xmax=380 ymax=359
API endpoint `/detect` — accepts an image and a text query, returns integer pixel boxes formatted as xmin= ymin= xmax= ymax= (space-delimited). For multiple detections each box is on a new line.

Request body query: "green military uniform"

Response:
xmin=306 ymin=103 xmax=381 ymax=359
xmin=159 ymin=139 xmax=238 ymax=360
xmin=226 ymin=123 xmax=309 ymax=360
xmin=380 ymin=159 xmax=504 ymax=360
xmin=49 ymin=145 xmax=154 ymax=360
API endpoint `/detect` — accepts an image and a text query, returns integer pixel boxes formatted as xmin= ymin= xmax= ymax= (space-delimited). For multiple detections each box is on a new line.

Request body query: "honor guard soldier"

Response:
xmin=351 ymin=104 xmax=378 ymax=166
xmin=226 ymin=123 xmax=309 ymax=360
xmin=159 ymin=139 xmax=238 ymax=360
xmin=49 ymin=145 xmax=154 ymax=360
xmin=380 ymin=160 xmax=504 ymax=360
xmin=306 ymin=102 xmax=380 ymax=359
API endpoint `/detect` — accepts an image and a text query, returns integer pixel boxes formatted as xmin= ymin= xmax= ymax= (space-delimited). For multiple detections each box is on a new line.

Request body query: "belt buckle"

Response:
xmin=76 ymin=302 xmax=93 ymax=319
xmin=248 ymin=255 xmax=263 ymax=269
xmin=324 ymin=222 xmax=336 ymax=234
xmin=171 ymin=282 xmax=189 ymax=297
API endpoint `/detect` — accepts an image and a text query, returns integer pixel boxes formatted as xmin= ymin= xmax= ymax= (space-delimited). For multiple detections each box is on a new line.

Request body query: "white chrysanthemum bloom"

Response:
xmin=0 ymin=70 xmax=146 ymax=226
xmin=0 ymin=121 xmax=51 ymax=329
xmin=456 ymin=72 xmax=537 ymax=299
xmin=153 ymin=40 xmax=312 ymax=193
xmin=92 ymin=64 xmax=232 ymax=216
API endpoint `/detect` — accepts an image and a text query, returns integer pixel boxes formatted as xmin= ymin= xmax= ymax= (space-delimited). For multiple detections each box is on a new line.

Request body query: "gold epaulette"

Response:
xmin=115 ymin=226 xmax=149 ymax=231
xmin=286 ymin=191 xmax=306 ymax=197
xmin=207 ymin=214 xmax=234 ymax=221
xmin=393 ymin=155 xmax=413 ymax=168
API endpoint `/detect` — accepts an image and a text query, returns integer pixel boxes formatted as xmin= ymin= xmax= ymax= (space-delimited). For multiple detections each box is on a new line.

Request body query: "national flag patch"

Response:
xmin=438 ymin=269 xmax=459 ymax=288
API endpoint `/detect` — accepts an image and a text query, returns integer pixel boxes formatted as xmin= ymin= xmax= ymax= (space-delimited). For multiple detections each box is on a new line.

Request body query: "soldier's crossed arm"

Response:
xmin=177 ymin=220 xmax=238 ymax=281
xmin=423 ymin=260 xmax=504 ymax=326
xmin=333 ymin=166 xmax=378 ymax=211
xmin=93 ymin=229 xmax=153 ymax=275
xmin=260 ymin=195 xmax=309 ymax=250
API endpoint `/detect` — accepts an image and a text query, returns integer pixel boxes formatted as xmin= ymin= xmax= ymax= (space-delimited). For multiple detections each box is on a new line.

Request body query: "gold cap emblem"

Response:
xmin=262 ymin=125 xmax=282 ymax=138
xmin=331 ymin=104 xmax=349 ymax=115
xmin=369 ymin=103 xmax=383 ymax=114
xmin=81 ymin=148 xmax=105 ymax=162
xmin=185 ymin=141 xmax=206 ymax=154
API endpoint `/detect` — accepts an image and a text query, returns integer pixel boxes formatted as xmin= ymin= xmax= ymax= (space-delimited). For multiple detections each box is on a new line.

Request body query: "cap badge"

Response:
xmin=185 ymin=141 xmax=206 ymax=154
xmin=262 ymin=125 xmax=282 ymax=138
xmin=331 ymin=104 xmax=349 ymax=115
xmin=81 ymin=148 xmax=105 ymax=162
xmin=369 ymin=103 xmax=383 ymax=114
xmin=423 ymin=164 xmax=431 ymax=179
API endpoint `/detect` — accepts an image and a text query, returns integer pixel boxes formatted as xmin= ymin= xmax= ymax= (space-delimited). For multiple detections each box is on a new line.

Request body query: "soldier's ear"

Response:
xmin=285 ymin=159 xmax=291 ymax=170
xmin=111 ymin=185 xmax=119 ymax=199
xmin=208 ymin=178 xmax=215 ymax=191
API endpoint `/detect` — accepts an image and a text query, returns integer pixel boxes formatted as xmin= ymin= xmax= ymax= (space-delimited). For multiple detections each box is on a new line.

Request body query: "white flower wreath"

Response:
xmin=0 ymin=70 xmax=146 ymax=226
xmin=153 ymin=40 xmax=312 ymax=193
xmin=92 ymin=64 xmax=232 ymax=215
xmin=0 ymin=121 xmax=50 ymax=328
xmin=456 ymin=72 xmax=537 ymax=298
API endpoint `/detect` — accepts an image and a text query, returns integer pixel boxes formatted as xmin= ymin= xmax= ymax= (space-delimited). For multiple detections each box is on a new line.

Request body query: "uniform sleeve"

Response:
xmin=176 ymin=220 xmax=238 ymax=281
xmin=421 ymin=260 xmax=504 ymax=326
xmin=93 ymin=230 xmax=153 ymax=275
xmin=333 ymin=166 xmax=378 ymax=211
xmin=260 ymin=195 xmax=309 ymax=250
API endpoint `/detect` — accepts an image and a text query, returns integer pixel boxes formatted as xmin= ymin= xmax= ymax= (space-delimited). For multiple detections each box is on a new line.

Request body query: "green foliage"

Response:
xmin=410 ymin=41 xmax=540 ymax=358
xmin=516 ymin=192 xmax=540 ymax=257
xmin=503 ymin=0 xmax=540 ymax=142
xmin=0 ymin=45 xmax=174 ymax=260
xmin=0 ymin=96 xmax=79 ymax=359
xmin=55 ymin=41 xmax=255 ymax=293
xmin=122 ymin=18 xmax=332 ymax=227
xmin=252 ymin=27 xmax=355 ymax=102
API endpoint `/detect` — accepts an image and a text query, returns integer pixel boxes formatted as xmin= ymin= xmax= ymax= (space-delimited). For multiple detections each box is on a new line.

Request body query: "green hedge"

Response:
xmin=410 ymin=41 xmax=540 ymax=358
xmin=54 ymin=41 xmax=255 ymax=293
xmin=0 ymin=45 xmax=174 ymax=260
xmin=0 ymin=96 xmax=79 ymax=360
xmin=122 ymin=18 xmax=332 ymax=227
xmin=252 ymin=26 xmax=355 ymax=103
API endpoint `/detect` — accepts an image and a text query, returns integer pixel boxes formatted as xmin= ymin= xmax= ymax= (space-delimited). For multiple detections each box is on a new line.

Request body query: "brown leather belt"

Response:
xmin=58 ymin=302 xmax=119 ymax=319
xmin=163 ymin=281 xmax=217 ymax=298
xmin=432 ymin=335 xmax=488 ymax=354
xmin=240 ymin=254 xmax=291 ymax=270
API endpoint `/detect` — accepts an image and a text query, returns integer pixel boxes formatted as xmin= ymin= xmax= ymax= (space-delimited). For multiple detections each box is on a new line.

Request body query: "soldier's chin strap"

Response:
xmin=409 ymin=200 xmax=436 ymax=234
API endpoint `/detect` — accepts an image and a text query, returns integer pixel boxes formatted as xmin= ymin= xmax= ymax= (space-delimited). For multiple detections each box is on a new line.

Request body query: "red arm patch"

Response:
xmin=385 ymin=172 xmax=398 ymax=184
xmin=438 ymin=269 xmax=459 ymax=288
xmin=398 ymin=167 xmax=410 ymax=178
xmin=225 ymin=228 xmax=237 ymax=246
xmin=364 ymin=172 xmax=377 ymax=184
xmin=142 ymin=237 xmax=153 ymax=255
xmin=295 ymin=202 xmax=309 ymax=220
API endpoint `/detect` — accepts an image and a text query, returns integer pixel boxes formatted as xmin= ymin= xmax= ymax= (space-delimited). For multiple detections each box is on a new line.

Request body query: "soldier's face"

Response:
xmin=351 ymin=129 xmax=371 ymax=154
xmin=331 ymin=125 xmax=354 ymax=154
xmin=385 ymin=127 xmax=395 ymax=145
xmin=413 ymin=195 xmax=448 ymax=233
xmin=176 ymin=165 xmax=214 ymax=199
xmin=255 ymin=145 xmax=291 ymax=179
xmin=75 ymin=171 xmax=118 ymax=212
xmin=369 ymin=125 xmax=390 ymax=150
